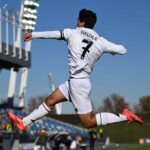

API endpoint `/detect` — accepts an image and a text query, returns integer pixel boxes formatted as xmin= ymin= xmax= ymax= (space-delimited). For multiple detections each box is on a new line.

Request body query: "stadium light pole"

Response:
xmin=7 ymin=0 xmax=24 ymax=106
xmin=5 ymin=11 xmax=9 ymax=55
xmin=48 ymin=73 xmax=62 ymax=114
xmin=12 ymin=12 xmax=16 ymax=57
xmin=7 ymin=0 xmax=39 ymax=108
xmin=7 ymin=6 xmax=20 ymax=105
xmin=7 ymin=30 xmax=17 ymax=107
xmin=0 ymin=3 xmax=8 ymax=53
xmin=18 ymin=0 xmax=40 ymax=108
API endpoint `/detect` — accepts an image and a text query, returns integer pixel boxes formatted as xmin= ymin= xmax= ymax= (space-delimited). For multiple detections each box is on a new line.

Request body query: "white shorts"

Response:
xmin=58 ymin=78 xmax=93 ymax=114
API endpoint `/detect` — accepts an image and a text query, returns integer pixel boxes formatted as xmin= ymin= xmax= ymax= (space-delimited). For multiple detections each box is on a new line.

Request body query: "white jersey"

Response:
xmin=32 ymin=27 xmax=127 ymax=78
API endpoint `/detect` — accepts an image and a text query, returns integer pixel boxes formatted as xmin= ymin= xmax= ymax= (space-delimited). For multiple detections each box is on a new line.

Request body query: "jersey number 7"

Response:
xmin=81 ymin=39 xmax=93 ymax=59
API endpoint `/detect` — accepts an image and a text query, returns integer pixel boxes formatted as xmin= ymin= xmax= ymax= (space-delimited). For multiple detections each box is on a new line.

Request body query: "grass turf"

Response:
xmin=96 ymin=144 xmax=150 ymax=150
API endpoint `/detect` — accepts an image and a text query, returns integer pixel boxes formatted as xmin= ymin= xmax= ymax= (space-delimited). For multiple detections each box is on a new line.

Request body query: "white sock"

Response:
xmin=96 ymin=112 xmax=127 ymax=126
xmin=23 ymin=102 xmax=51 ymax=126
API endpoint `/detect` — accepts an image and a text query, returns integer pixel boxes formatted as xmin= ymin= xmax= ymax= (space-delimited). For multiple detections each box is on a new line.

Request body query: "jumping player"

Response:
xmin=8 ymin=9 xmax=143 ymax=131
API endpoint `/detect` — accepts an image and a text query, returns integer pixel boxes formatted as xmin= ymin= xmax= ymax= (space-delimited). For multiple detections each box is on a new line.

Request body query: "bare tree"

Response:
xmin=134 ymin=96 xmax=150 ymax=114
xmin=28 ymin=95 xmax=47 ymax=112
xmin=27 ymin=94 xmax=57 ymax=114
xmin=97 ymin=94 xmax=129 ymax=113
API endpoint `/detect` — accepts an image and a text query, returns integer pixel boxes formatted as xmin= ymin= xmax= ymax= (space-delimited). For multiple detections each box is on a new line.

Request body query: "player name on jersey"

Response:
xmin=81 ymin=30 xmax=98 ymax=41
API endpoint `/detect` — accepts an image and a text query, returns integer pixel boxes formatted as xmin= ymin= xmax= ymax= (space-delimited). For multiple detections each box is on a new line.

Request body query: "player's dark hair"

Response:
xmin=79 ymin=9 xmax=97 ymax=29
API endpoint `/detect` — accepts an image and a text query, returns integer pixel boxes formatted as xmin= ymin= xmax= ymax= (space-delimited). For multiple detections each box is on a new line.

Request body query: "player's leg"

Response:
xmin=68 ymin=78 xmax=127 ymax=128
xmin=77 ymin=111 xmax=128 ymax=128
xmin=69 ymin=78 xmax=143 ymax=129
xmin=23 ymin=88 xmax=67 ymax=126
xmin=8 ymin=87 xmax=67 ymax=131
xmin=77 ymin=109 xmax=143 ymax=129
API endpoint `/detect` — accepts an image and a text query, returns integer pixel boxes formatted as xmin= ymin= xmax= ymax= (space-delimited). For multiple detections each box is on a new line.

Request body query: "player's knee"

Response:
xmin=79 ymin=113 xmax=97 ymax=129
xmin=45 ymin=95 xmax=55 ymax=108
xmin=83 ymin=122 xmax=95 ymax=129
xmin=82 ymin=119 xmax=96 ymax=129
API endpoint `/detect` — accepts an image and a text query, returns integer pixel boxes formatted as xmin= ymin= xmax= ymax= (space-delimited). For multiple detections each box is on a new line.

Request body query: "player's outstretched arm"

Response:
xmin=24 ymin=31 xmax=62 ymax=42
xmin=100 ymin=37 xmax=127 ymax=55
xmin=24 ymin=29 xmax=72 ymax=41
xmin=30 ymin=31 xmax=64 ymax=40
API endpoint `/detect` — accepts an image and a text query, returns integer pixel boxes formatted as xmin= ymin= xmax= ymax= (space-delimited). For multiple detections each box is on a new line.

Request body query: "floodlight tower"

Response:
xmin=18 ymin=0 xmax=40 ymax=108
xmin=48 ymin=73 xmax=62 ymax=114
xmin=7 ymin=0 xmax=40 ymax=108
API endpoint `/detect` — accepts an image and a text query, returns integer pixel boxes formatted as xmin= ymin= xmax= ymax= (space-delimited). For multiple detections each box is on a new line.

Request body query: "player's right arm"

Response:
xmin=24 ymin=29 xmax=72 ymax=42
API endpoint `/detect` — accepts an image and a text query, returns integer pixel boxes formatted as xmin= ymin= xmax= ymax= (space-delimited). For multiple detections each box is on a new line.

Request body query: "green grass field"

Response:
xmin=101 ymin=123 xmax=150 ymax=143
xmin=96 ymin=144 xmax=150 ymax=150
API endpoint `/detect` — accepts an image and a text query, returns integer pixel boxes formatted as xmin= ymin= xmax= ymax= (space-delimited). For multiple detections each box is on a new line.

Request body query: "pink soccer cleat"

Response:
xmin=122 ymin=108 xmax=143 ymax=124
xmin=8 ymin=111 xmax=26 ymax=131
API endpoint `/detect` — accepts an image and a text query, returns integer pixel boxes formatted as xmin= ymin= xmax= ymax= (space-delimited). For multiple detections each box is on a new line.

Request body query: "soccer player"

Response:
xmin=8 ymin=9 xmax=143 ymax=131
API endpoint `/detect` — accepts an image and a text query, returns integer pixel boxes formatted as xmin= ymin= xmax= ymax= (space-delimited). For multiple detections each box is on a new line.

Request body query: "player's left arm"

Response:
xmin=25 ymin=31 xmax=62 ymax=41
xmin=24 ymin=32 xmax=57 ymax=42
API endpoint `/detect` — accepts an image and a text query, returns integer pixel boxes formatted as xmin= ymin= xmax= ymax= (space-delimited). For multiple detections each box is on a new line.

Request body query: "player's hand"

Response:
xmin=24 ymin=32 xmax=32 ymax=42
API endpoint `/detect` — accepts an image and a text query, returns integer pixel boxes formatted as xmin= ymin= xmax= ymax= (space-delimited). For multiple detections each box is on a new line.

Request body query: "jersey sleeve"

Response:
xmin=32 ymin=28 xmax=73 ymax=41
xmin=61 ymin=28 xmax=72 ymax=41
xmin=99 ymin=36 xmax=127 ymax=55
xmin=32 ymin=31 xmax=62 ymax=39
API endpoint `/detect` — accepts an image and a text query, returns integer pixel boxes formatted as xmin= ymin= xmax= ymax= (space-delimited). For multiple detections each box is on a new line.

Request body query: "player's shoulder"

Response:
xmin=63 ymin=28 xmax=74 ymax=33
